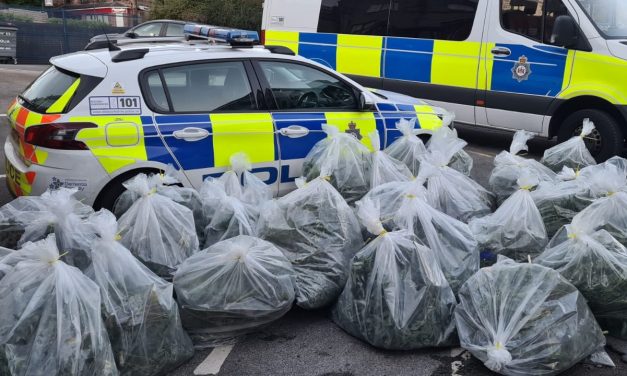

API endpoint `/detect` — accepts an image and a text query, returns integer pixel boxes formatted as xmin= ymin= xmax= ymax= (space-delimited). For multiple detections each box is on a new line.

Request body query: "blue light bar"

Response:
xmin=184 ymin=24 xmax=260 ymax=45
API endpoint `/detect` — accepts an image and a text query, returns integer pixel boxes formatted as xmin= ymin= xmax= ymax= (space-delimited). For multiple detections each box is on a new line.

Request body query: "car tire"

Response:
xmin=557 ymin=109 xmax=624 ymax=162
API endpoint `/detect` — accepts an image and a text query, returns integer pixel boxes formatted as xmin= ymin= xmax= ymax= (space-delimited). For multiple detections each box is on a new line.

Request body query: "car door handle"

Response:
xmin=279 ymin=125 xmax=310 ymax=138
xmin=172 ymin=127 xmax=210 ymax=142
xmin=491 ymin=47 xmax=512 ymax=57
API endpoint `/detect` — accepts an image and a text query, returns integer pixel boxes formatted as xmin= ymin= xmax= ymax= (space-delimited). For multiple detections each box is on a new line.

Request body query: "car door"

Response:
xmin=480 ymin=0 xmax=573 ymax=133
xmin=141 ymin=60 xmax=279 ymax=194
xmin=252 ymin=59 xmax=385 ymax=195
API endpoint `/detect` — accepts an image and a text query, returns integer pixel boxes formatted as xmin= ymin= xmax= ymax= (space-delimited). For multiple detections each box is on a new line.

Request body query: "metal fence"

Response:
xmin=0 ymin=4 xmax=146 ymax=64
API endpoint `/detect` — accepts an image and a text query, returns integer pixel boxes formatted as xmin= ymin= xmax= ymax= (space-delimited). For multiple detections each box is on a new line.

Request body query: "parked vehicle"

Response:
xmin=85 ymin=19 xmax=187 ymax=50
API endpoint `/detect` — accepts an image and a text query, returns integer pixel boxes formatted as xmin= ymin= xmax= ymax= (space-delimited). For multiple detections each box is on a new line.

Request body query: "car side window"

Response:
xmin=133 ymin=23 xmax=163 ymax=37
xmin=165 ymin=23 xmax=185 ymax=37
xmin=258 ymin=61 xmax=358 ymax=111
xmin=501 ymin=0 xmax=570 ymax=45
xmin=144 ymin=61 xmax=256 ymax=113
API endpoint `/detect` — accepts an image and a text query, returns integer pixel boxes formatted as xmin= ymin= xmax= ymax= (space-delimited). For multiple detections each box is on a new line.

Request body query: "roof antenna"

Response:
xmin=100 ymin=23 xmax=120 ymax=51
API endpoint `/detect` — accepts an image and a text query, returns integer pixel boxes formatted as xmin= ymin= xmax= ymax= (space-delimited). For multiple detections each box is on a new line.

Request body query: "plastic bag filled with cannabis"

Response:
xmin=531 ymin=167 xmax=595 ymax=237
xmin=384 ymin=118 xmax=428 ymax=176
xmin=0 ymin=188 xmax=95 ymax=270
xmin=455 ymin=257 xmax=606 ymax=376
xmin=257 ymin=177 xmax=363 ymax=309
xmin=541 ymin=119 xmax=597 ymax=172
xmin=332 ymin=198 xmax=456 ymax=350
xmin=368 ymin=130 xmax=413 ymax=188
xmin=489 ymin=130 xmax=557 ymax=203
xmin=218 ymin=152 xmax=274 ymax=204
xmin=118 ymin=174 xmax=199 ymax=279
xmin=558 ymin=165 xmax=627 ymax=246
xmin=427 ymin=123 xmax=474 ymax=176
xmin=391 ymin=183 xmax=479 ymax=293
xmin=536 ymin=224 xmax=627 ymax=340
xmin=87 ymin=210 xmax=194 ymax=375
xmin=0 ymin=235 xmax=118 ymax=376
xmin=420 ymin=153 xmax=495 ymax=223
xmin=202 ymin=189 xmax=258 ymax=248
xmin=113 ymin=167 xmax=206 ymax=243
xmin=302 ymin=124 xmax=371 ymax=204
xmin=174 ymin=235 xmax=295 ymax=348
xmin=469 ymin=176 xmax=547 ymax=265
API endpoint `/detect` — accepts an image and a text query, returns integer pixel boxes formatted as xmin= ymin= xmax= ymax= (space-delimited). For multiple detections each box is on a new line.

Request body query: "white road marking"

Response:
xmin=466 ymin=149 xmax=496 ymax=159
xmin=0 ymin=114 xmax=7 ymax=118
xmin=0 ymin=175 xmax=6 ymax=179
xmin=194 ymin=345 xmax=235 ymax=375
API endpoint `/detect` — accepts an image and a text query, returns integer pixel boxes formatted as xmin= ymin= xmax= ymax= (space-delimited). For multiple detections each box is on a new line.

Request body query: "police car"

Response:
xmin=4 ymin=25 xmax=447 ymax=210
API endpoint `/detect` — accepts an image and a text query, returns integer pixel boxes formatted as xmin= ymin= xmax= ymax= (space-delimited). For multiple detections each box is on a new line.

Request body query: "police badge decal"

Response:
xmin=512 ymin=56 xmax=532 ymax=82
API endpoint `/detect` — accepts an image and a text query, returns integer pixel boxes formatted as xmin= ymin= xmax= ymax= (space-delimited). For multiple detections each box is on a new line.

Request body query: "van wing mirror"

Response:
xmin=359 ymin=92 xmax=376 ymax=111
xmin=551 ymin=15 xmax=579 ymax=48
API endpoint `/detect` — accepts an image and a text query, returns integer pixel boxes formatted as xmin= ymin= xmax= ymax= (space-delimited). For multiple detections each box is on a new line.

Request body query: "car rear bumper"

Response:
xmin=4 ymin=137 xmax=109 ymax=206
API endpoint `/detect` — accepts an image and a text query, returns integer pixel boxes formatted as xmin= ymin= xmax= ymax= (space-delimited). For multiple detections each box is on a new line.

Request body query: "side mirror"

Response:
xmin=551 ymin=15 xmax=579 ymax=48
xmin=125 ymin=31 xmax=137 ymax=39
xmin=359 ymin=92 xmax=376 ymax=111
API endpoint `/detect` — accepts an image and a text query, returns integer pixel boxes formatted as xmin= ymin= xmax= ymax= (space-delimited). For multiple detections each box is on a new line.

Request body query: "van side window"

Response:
xmin=318 ymin=0 xmax=391 ymax=36
xmin=501 ymin=0 xmax=570 ymax=45
xmin=387 ymin=0 xmax=479 ymax=41
xmin=143 ymin=61 xmax=256 ymax=113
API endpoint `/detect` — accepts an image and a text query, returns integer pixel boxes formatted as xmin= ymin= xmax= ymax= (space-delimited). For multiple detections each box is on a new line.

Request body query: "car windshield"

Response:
xmin=577 ymin=0 xmax=627 ymax=38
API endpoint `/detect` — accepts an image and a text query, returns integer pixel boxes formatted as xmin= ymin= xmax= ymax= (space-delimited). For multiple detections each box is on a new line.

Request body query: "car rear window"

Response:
xmin=21 ymin=66 xmax=79 ymax=113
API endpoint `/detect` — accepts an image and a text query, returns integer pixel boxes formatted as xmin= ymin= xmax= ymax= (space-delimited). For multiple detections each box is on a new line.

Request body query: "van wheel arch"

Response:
xmin=549 ymin=96 xmax=626 ymax=161
xmin=93 ymin=168 xmax=162 ymax=211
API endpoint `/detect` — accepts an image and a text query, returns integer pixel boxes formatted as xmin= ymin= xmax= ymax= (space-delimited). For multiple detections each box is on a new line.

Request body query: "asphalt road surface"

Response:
xmin=1 ymin=65 xmax=626 ymax=376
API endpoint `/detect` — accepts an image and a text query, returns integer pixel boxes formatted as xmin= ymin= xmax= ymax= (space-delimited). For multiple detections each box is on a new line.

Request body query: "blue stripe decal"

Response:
xmin=383 ymin=37 xmax=433 ymax=83
xmin=139 ymin=118 xmax=178 ymax=165
xmin=381 ymin=111 xmax=421 ymax=145
xmin=396 ymin=104 xmax=415 ymax=112
xmin=491 ymin=44 xmax=567 ymax=97
xmin=376 ymin=103 xmax=397 ymax=112
xmin=299 ymin=33 xmax=337 ymax=69
xmin=273 ymin=112 xmax=327 ymax=160
xmin=154 ymin=115 xmax=214 ymax=170
xmin=375 ymin=114 xmax=386 ymax=149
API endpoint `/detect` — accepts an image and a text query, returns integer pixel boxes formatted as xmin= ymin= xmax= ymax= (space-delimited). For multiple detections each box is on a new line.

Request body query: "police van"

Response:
xmin=4 ymin=26 xmax=446 ymax=209
xmin=262 ymin=0 xmax=627 ymax=161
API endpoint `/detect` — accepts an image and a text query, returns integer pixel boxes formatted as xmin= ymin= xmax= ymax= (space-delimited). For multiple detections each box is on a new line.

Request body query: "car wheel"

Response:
xmin=557 ymin=109 xmax=624 ymax=162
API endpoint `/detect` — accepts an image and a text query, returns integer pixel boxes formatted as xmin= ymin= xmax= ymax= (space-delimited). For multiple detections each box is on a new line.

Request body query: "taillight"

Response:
xmin=261 ymin=29 xmax=265 ymax=45
xmin=24 ymin=122 xmax=97 ymax=150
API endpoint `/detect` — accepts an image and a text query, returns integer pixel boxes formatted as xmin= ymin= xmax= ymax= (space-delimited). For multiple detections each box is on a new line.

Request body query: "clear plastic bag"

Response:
xmin=118 ymin=174 xmax=199 ymax=280
xmin=455 ymin=256 xmax=607 ymax=376
xmin=332 ymin=198 xmax=457 ymax=350
xmin=218 ymin=152 xmax=274 ymax=204
xmin=87 ymin=210 xmax=194 ymax=375
xmin=0 ymin=235 xmax=118 ymax=376
xmin=174 ymin=235 xmax=295 ymax=348
xmin=420 ymin=154 xmax=495 ymax=223
xmin=536 ymin=225 xmax=627 ymax=340
xmin=392 ymin=184 xmax=479 ymax=293
xmin=384 ymin=118 xmax=428 ymax=176
xmin=541 ymin=119 xmax=597 ymax=172
xmin=560 ymin=164 xmax=627 ymax=246
xmin=302 ymin=124 xmax=371 ymax=204
xmin=202 ymin=193 xmax=258 ymax=248
xmin=531 ymin=167 xmax=595 ymax=237
xmin=113 ymin=167 xmax=206 ymax=244
xmin=427 ymin=124 xmax=473 ymax=176
xmin=489 ymin=131 xmax=557 ymax=203
xmin=0 ymin=188 xmax=95 ymax=271
xmin=368 ymin=130 xmax=413 ymax=188
xmin=257 ymin=177 xmax=363 ymax=309
xmin=469 ymin=176 xmax=547 ymax=265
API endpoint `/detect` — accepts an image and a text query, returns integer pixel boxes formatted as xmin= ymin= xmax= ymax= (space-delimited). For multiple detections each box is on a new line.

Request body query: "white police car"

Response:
xmin=5 ymin=25 xmax=449 ymax=210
